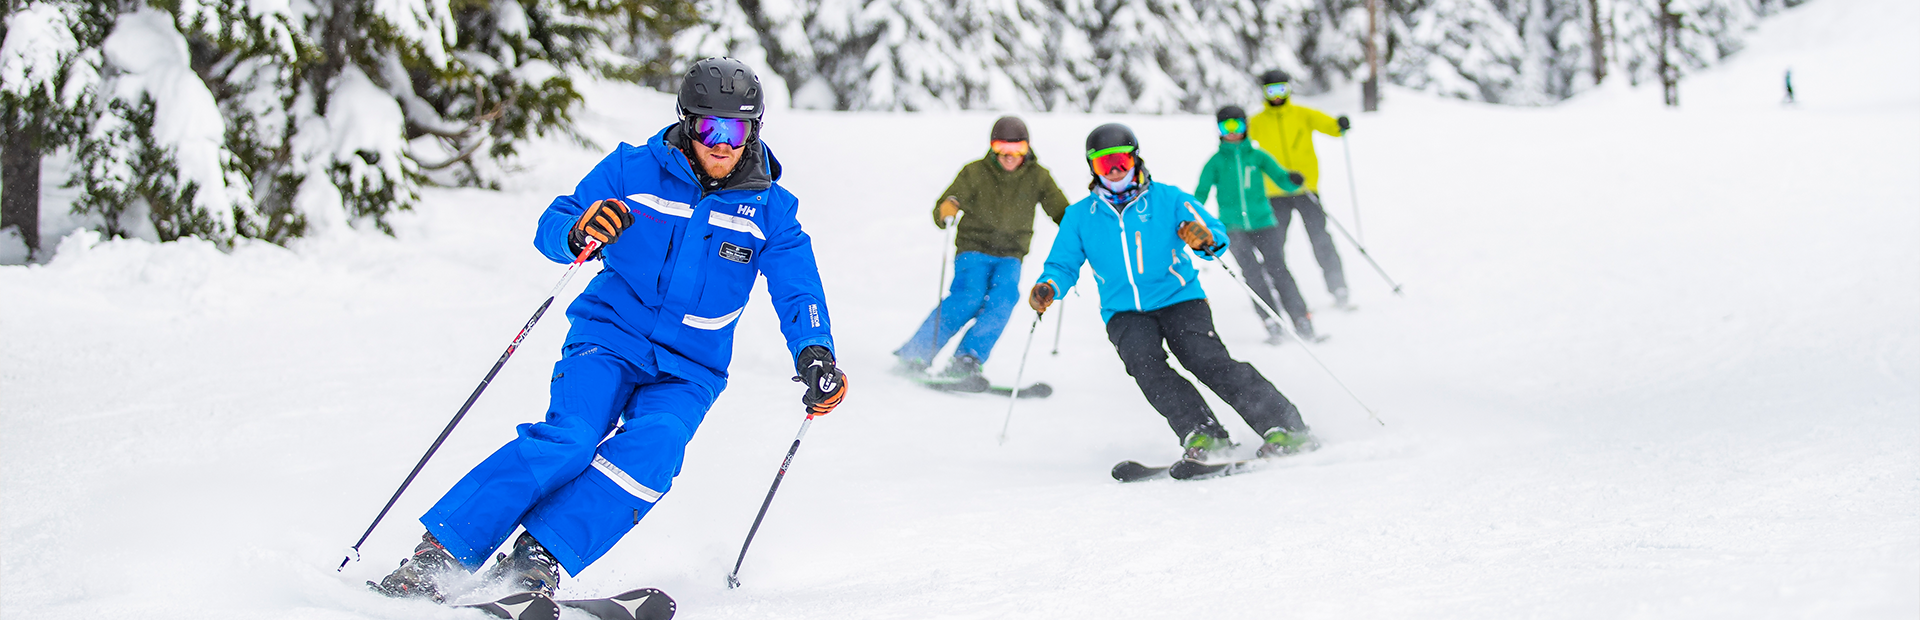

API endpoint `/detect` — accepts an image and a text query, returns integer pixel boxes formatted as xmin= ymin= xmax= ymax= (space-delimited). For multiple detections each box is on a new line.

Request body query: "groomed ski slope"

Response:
xmin=3 ymin=0 xmax=1916 ymax=617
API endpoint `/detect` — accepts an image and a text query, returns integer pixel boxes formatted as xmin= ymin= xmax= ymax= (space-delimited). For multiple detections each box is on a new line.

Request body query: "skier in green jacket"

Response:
xmin=1193 ymin=105 xmax=1317 ymax=343
xmin=894 ymin=116 xmax=1069 ymax=382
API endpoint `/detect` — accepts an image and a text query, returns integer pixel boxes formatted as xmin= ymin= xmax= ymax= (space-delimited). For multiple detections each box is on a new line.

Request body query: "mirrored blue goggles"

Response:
xmin=692 ymin=116 xmax=753 ymax=148
xmin=1264 ymin=82 xmax=1290 ymax=99
xmin=1217 ymin=118 xmax=1246 ymax=135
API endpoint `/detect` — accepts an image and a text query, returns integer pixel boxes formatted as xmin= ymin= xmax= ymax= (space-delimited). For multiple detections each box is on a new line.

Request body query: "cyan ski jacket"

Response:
xmin=1035 ymin=179 xmax=1230 ymax=322
xmin=534 ymin=124 xmax=834 ymax=395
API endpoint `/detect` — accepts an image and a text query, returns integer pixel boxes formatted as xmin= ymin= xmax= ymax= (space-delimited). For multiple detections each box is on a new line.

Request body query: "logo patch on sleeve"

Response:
xmin=719 ymin=242 xmax=753 ymax=264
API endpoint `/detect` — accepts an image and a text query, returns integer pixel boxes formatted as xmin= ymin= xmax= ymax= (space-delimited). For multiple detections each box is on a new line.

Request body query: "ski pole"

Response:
xmin=726 ymin=411 xmax=818 ymax=589
xmin=931 ymin=216 xmax=955 ymax=360
xmin=1315 ymin=198 xmax=1404 ymax=296
xmin=1216 ymin=257 xmax=1385 ymax=426
xmin=1341 ymin=135 xmax=1362 ymax=245
xmin=339 ymin=238 xmax=602 ymax=571
xmin=997 ymin=312 xmax=1045 ymax=445
xmin=1049 ymin=297 xmax=1066 ymax=355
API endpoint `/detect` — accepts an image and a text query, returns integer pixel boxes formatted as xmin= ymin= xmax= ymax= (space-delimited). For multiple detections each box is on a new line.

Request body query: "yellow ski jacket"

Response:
xmin=1247 ymin=102 xmax=1343 ymax=196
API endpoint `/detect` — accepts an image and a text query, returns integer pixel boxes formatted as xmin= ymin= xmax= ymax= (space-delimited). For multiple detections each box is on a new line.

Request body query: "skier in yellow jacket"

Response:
xmin=1247 ymin=69 xmax=1354 ymax=309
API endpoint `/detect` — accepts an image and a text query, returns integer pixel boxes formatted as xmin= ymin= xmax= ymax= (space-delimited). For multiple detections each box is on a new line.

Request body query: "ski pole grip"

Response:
xmin=572 ymin=238 xmax=602 ymax=265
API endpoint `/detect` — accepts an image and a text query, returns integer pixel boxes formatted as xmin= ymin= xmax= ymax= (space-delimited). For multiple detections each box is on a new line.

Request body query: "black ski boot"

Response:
xmin=371 ymin=532 xmax=462 ymax=602
xmin=486 ymin=531 xmax=564 ymax=596
xmin=1261 ymin=319 xmax=1287 ymax=345
xmin=1292 ymin=315 xmax=1318 ymax=341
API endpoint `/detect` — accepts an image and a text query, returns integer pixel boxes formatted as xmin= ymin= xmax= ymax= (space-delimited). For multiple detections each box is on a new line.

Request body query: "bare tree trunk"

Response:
xmin=2 ymin=123 xmax=42 ymax=258
xmin=1658 ymin=0 xmax=1678 ymax=106
xmin=1363 ymin=0 xmax=1380 ymax=111
xmin=1587 ymin=0 xmax=1607 ymax=85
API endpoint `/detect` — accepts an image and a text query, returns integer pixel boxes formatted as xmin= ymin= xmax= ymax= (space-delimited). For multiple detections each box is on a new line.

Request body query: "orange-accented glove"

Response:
xmin=1029 ymin=281 xmax=1056 ymax=314
xmin=570 ymin=198 xmax=634 ymax=256
xmin=1177 ymin=221 xmax=1217 ymax=254
xmin=794 ymin=345 xmax=848 ymax=416
xmin=938 ymin=197 xmax=960 ymax=223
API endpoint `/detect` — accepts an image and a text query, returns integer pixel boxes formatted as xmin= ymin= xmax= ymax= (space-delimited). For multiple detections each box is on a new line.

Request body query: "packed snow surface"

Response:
xmin=4 ymin=0 xmax=1916 ymax=617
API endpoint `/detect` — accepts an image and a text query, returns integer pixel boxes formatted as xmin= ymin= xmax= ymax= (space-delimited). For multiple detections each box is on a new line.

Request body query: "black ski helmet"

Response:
xmin=1084 ymin=123 xmax=1138 ymax=157
xmin=678 ymin=58 xmax=764 ymax=120
xmin=1258 ymin=69 xmax=1292 ymax=86
xmin=1215 ymin=105 xmax=1247 ymax=122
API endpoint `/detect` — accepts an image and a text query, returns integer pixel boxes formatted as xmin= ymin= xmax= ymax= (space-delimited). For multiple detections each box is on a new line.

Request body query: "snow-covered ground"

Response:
xmin=4 ymin=0 xmax=1916 ymax=617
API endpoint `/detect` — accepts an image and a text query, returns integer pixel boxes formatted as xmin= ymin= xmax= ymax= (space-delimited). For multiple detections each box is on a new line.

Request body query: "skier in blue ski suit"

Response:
xmin=374 ymin=58 xmax=849 ymax=602
xmin=1029 ymin=123 xmax=1315 ymax=461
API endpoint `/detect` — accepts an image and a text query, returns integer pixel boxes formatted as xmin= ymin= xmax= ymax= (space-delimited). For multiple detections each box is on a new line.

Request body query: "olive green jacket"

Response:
xmin=933 ymin=152 xmax=1070 ymax=258
xmin=1194 ymin=140 xmax=1301 ymax=231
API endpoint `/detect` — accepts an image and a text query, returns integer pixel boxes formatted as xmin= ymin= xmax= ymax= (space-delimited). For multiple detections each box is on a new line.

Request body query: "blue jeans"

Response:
xmin=896 ymin=251 xmax=1022 ymax=364
xmin=421 ymin=344 xmax=714 ymax=576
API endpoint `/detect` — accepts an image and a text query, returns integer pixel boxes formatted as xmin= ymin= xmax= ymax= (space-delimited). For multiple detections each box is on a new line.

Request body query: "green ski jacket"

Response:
xmin=1193 ymin=140 xmax=1300 ymax=231
xmin=932 ymin=152 xmax=1070 ymax=258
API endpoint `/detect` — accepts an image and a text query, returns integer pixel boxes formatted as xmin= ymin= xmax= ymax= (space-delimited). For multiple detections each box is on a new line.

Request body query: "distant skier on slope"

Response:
xmin=894 ymin=116 xmax=1068 ymax=383
xmin=372 ymin=57 xmax=848 ymax=603
xmin=1028 ymin=123 xmax=1319 ymax=463
xmin=1249 ymin=69 xmax=1355 ymax=310
xmin=1193 ymin=105 xmax=1319 ymax=344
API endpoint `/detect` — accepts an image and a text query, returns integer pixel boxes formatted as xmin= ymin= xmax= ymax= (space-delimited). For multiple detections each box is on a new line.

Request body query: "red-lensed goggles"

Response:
xmin=991 ymin=140 xmax=1029 ymax=156
xmin=690 ymin=115 xmax=753 ymax=148
xmin=1087 ymin=146 xmax=1136 ymax=176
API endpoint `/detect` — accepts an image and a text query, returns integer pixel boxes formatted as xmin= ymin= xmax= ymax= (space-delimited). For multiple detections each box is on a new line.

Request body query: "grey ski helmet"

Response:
xmin=679 ymin=58 xmax=764 ymax=120
xmin=991 ymin=116 xmax=1029 ymax=142
xmin=1216 ymin=105 xmax=1247 ymax=122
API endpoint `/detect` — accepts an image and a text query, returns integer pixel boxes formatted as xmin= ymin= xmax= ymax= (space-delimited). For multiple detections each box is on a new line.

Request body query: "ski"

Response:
xmin=916 ymin=376 xmax=1053 ymax=398
xmin=558 ymin=588 xmax=677 ymax=620
xmin=1168 ymin=457 xmax=1268 ymax=480
xmin=456 ymin=591 xmax=561 ymax=620
xmin=1111 ymin=460 xmax=1171 ymax=482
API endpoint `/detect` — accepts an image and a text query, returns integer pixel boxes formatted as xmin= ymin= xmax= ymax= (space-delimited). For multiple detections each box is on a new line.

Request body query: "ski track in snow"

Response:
xmin=3 ymin=0 xmax=1917 ymax=617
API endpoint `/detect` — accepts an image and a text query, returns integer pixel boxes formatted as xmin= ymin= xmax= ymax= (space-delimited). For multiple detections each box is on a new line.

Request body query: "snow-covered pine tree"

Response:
xmin=2 ymin=0 xmax=102 ymax=257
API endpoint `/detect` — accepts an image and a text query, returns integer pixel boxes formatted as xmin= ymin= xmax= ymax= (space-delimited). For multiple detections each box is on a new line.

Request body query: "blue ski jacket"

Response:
xmin=1035 ymin=178 xmax=1230 ymax=322
xmin=534 ymin=124 xmax=834 ymax=395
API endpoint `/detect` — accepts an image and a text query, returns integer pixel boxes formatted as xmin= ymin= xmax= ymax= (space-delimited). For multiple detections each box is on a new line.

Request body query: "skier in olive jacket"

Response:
xmin=1248 ymin=69 xmax=1354 ymax=308
xmin=894 ymin=116 xmax=1069 ymax=381
xmin=1194 ymin=105 xmax=1318 ymax=343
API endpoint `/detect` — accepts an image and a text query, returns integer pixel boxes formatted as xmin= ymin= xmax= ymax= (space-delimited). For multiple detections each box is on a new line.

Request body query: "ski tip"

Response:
xmin=1019 ymin=382 xmax=1053 ymax=398
xmin=460 ymin=592 xmax=559 ymax=620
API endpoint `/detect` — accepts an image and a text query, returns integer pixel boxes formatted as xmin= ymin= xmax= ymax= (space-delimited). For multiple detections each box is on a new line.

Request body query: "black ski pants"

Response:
xmin=1270 ymin=193 xmax=1348 ymax=294
xmin=1225 ymin=227 xmax=1309 ymax=325
xmin=1104 ymin=299 xmax=1307 ymax=441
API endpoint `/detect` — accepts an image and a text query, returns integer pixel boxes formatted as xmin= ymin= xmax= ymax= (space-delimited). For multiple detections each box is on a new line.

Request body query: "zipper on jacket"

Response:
xmin=1116 ymin=205 xmax=1142 ymax=311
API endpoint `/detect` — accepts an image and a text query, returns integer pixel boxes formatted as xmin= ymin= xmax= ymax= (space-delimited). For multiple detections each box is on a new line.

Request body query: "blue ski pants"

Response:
xmin=421 ymin=344 xmax=714 ymax=576
xmin=895 ymin=251 xmax=1022 ymax=364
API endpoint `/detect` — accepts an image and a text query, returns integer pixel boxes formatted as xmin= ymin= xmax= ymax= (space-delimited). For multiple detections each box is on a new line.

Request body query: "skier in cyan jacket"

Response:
xmin=373 ymin=58 xmax=849 ymax=602
xmin=1028 ymin=123 xmax=1317 ymax=463
xmin=1193 ymin=105 xmax=1317 ymax=344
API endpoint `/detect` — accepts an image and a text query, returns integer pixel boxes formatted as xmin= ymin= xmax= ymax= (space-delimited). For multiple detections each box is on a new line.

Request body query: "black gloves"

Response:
xmin=1336 ymin=115 xmax=1351 ymax=132
xmin=569 ymin=199 xmax=635 ymax=256
xmin=1287 ymin=171 xmax=1305 ymax=186
xmin=793 ymin=345 xmax=848 ymax=416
